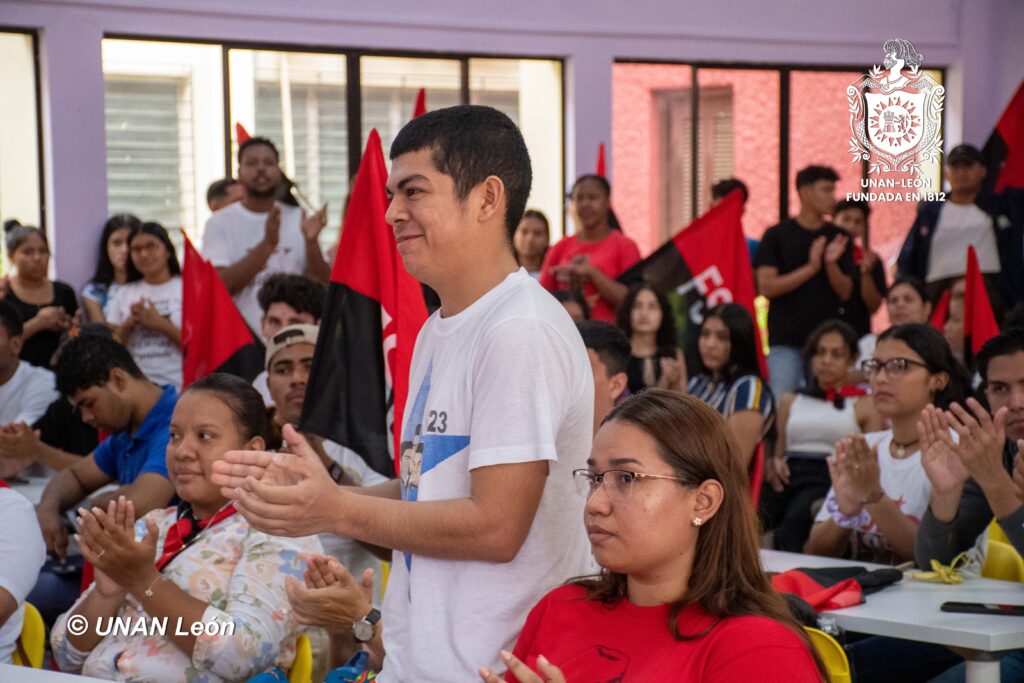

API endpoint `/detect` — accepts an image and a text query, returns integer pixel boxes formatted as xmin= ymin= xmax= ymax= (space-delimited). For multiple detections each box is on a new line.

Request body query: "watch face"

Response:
xmin=353 ymin=619 xmax=374 ymax=642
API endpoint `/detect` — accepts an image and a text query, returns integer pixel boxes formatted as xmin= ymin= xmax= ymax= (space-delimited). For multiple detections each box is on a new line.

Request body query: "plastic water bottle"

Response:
xmin=818 ymin=614 xmax=845 ymax=647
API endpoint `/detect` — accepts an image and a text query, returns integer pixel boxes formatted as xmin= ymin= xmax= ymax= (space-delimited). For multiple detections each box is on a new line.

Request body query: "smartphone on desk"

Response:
xmin=941 ymin=602 xmax=1024 ymax=617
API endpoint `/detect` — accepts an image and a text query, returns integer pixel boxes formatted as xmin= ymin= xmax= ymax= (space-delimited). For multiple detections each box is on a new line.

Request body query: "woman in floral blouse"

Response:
xmin=51 ymin=373 xmax=322 ymax=682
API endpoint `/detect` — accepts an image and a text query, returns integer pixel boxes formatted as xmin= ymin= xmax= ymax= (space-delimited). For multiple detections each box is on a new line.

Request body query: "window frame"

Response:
xmin=105 ymin=33 xmax=567 ymax=228
xmin=0 ymin=26 xmax=46 ymax=232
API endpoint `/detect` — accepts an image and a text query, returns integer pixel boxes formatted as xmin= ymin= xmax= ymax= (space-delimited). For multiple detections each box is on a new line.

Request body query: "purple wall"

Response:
xmin=1 ymin=0 xmax=1019 ymax=286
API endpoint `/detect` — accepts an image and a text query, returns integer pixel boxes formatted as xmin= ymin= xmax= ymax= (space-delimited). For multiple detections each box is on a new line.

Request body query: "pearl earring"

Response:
xmin=692 ymin=517 xmax=703 ymax=527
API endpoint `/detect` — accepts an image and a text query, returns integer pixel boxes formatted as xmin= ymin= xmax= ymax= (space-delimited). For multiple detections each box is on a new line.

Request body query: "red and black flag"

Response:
xmin=181 ymin=235 xmax=264 ymax=388
xmin=300 ymin=129 xmax=428 ymax=477
xmin=596 ymin=142 xmax=607 ymax=177
xmin=983 ymin=80 xmax=1024 ymax=193
xmin=618 ymin=190 xmax=765 ymax=373
xmin=964 ymin=245 xmax=999 ymax=363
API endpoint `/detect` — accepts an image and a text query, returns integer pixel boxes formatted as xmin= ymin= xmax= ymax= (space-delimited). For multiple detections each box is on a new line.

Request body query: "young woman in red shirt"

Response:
xmin=479 ymin=390 xmax=825 ymax=682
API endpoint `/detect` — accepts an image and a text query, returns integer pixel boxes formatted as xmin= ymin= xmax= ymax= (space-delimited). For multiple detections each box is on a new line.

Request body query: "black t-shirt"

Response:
xmin=33 ymin=397 xmax=98 ymax=456
xmin=4 ymin=281 xmax=79 ymax=368
xmin=841 ymin=252 xmax=888 ymax=338
xmin=754 ymin=219 xmax=855 ymax=347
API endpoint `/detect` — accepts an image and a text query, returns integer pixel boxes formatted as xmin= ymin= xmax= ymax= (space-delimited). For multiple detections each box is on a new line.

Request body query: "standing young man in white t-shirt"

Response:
xmin=213 ymin=106 xmax=594 ymax=680
xmin=201 ymin=137 xmax=331 ymax=332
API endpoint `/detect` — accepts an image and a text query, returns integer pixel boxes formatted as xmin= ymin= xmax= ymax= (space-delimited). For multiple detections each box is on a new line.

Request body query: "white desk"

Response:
xmin=0 ymin=664 xmax=108 ymax=682
xmin=763 ymin=549 xmax=1024 ymax=683
xmin=8 ymin=476 xmax=50 ymax=506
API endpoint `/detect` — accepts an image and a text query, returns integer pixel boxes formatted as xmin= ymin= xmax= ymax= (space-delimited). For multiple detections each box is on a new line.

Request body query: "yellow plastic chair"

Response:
xmin=11 ymin=601 xmax=45 ymax=668
xmin=288 ymin=633 xmax=313 ymax=683
xmin=380 ymin=561 xmax=390 ymax=599
xmin=989 ymin=518 xmax=1011 ymax=545
xmin=805 ymin=627 xmax=852 ymax=683
xmin=983 ymin=540 xmax=1024 ymax=582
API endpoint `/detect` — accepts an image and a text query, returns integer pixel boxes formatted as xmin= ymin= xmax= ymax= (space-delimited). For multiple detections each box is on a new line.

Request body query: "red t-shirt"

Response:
xmin=508 ymin=585 xmax=821 ymax=682
xmin=539 ymin=231 xmax=641 ymax=322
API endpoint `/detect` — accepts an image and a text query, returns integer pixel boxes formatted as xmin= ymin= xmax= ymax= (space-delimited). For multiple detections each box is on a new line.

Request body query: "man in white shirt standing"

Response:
xmin=0 ymin=301 xmax=58 ymax=478
xmin=213 ymin=105 xmax=594 ymax=680
xmin=201 ymin=137 xmax=331 ymax=332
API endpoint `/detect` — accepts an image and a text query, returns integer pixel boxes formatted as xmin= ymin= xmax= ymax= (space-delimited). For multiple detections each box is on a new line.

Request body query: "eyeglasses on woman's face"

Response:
xmin=860 ymin=357 xmax=929 ymax=378
xmin=572 ymin=468 xmax=690 ymax=502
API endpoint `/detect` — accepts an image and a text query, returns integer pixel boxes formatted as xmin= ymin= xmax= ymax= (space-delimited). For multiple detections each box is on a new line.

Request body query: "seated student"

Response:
xmin=852 ymin=276 xmax=936 ymax=379
xmin=206 ymin=177 xmax=244 ymax=213
xmin=107 ymin=222 xmax=183 ymax=390
xmin=540 ymin=175 xmax=641 ymax=322
xmin=617 ymin=283 xmax=687 ymax=395
xmin=0 ymin=301 xmax=59 ymax=439
xmin=50 ymin=374 xmax=320 ymax=682
xmin=513 ymin=210 xmax=550 ymax=279
xmin=577 ymin=321 xmax=630 ymax=435
xmin=688 ymin=303 xmax=775 ymax=470
xmin=806 ymin=324 xmax=967 ymax=564
xmin=252 ymin=273 xmax=326 ymax=405
xmin=0 ymin=325 xmax=111 ymax=474
xmin=917 ymin=328 xmax=1024 ymax=682
xmin=552 ymin=289 xmax=589 ymax=323
xmin=0 ymin=484 xmax=46 ymax=664
xmin=30 ymin=335 xmax=176 ymax=624
xmin=477 ymin=391 xmax=823 ymax=682
xmin=2 ymin=221 xmax=78 ymax=369
xmin=81 ymin=214 xmax=140 ymax=324
xmin=761 ymin=320 xmax=882 ymax=552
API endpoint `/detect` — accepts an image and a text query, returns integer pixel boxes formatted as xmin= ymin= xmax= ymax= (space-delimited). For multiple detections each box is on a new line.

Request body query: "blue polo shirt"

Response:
xmin=93 ymin=386 xmax=177 ymax=484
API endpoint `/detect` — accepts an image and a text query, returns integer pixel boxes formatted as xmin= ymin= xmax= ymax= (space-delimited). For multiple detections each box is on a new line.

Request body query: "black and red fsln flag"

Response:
xmin=300 ymin=129 xmax=428 ymax=478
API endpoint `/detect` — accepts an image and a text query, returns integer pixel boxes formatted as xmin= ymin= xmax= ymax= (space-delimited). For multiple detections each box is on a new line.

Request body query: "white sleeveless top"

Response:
xmin=785 ymin=393 xmax=860 ymax=458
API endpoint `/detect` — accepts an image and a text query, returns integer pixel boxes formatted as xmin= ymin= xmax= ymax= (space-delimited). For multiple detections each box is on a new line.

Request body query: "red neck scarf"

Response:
xmin=823 ymin=384 xmax=868 ymax=403
xmin=155 ymin=503 xmax=237 ymax=571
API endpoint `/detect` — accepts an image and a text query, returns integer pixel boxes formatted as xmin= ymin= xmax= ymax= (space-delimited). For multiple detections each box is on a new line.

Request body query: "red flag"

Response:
xmin=181 ymin=235 xmax=264 ymax=388
xmin=235 ymin=122 xmax=251 ymax=145
xmin=596 ymin=142 xmax=607 ymax=177
xmin=413 ymin=89 xmax=427 ymax=119
xmin=964 ymin=246 xmax=999 ymax=357
xmin=930 ymin=288 xmax=951 ymax=330
xmin=984 ymin=81 xmax=1024 ymax=193
xmin=300 ymin=129 xmax=428 ymax=476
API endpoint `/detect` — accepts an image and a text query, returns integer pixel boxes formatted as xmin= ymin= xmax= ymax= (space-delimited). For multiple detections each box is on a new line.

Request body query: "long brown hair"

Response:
xmin=573 ymin=390 xmax=825 ymax=677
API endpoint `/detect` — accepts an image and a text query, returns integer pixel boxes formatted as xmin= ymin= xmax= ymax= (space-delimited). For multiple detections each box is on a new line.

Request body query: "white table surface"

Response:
xmin=8 ymin=476 xmax=50 ymax=506
xmin=0 ymin=664 xmax=108 ymax=682
xmin=763 ymin=549 xmax=1024 ymax=653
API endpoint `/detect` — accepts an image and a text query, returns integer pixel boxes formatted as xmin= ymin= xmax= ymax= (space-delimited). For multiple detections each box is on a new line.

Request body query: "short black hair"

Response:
xmin=55 ymin=335 xmax=145 ymax=397
xmin=553 ymin=290 xmax=591 ymax=320
xmin=833 ymin=198 xmax=871 ymax=220
xmin=206 ymin=177 xmax=238 ymax=205
xmin=185 ymin=373 xmax=268 ymax=442
xmin=577 ymin=321 xmax=630 ymax=377
xmin=711 ymin=178 xmax=749 ymax=202
xmin=795 ymin=165 xmax=839 ymax=189
xmin=238 ymin=136 xmax=280 ymax=164
xmin=888 ymin=275 xmax=931 ymax=305
xmin=257 ymin=274 xmax=326 ymax=319
xmin=390 ymin=105 xmax=532 ymax=241
xmin=977 ymin=327 xmax=1024 ymax=385
xmin=0 ymin=301 xmax=23 ymax=338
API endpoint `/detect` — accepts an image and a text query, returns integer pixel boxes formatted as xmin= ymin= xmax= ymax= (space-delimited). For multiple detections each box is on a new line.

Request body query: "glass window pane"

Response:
xmin=696 ymin=68 xmax=780 ymax=240
xmin=788 ymin=70 xmax=864 ymax=218
xmin=102 ymin=39 xmax=225 ymax=250
xmin=229 ymin=50 xmax=348 ymax=249
xmin=361 ymin=56 xmax=461 ymax=164
xmin=612 ymin=62 xmax=693 ymax=255
xmin=0 ymin=32 xmax=41 ymax=231
xmin=470 ymin=58 xmax=564 ymax=240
